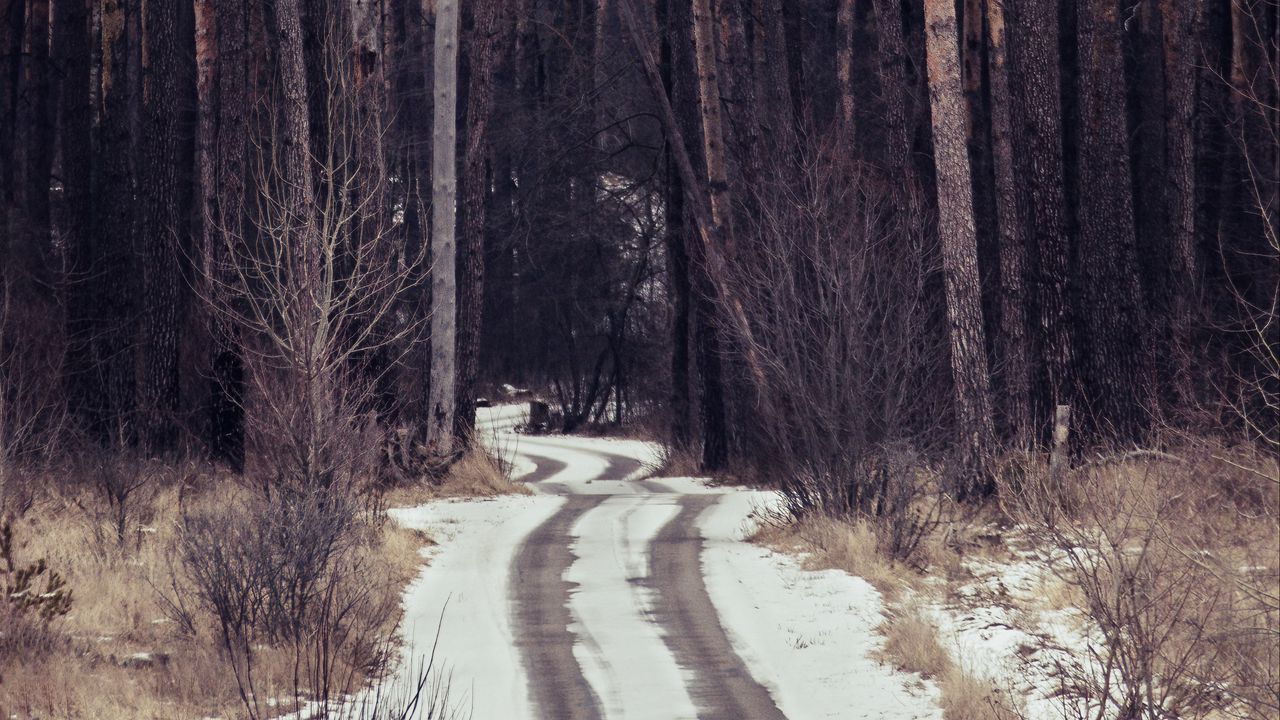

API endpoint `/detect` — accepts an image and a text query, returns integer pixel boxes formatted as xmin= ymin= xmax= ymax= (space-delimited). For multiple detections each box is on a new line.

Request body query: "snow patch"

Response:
xmin=699 ymin=492 xmax=942 ymax=720
xmin=389 ymin=494 xmax=564 ymax=719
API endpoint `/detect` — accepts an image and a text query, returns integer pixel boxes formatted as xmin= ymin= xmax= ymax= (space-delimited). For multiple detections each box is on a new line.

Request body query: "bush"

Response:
xmin=0 ymin=520 xmax=72 ymax=656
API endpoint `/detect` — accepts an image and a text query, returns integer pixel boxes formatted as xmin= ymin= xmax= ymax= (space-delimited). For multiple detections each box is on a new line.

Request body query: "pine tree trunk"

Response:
xmin=873 ymin=0 xmax=913 ymax=179
xmin=1075 ymin=0 xmax=1153 ymax=442
xmin=924 ymin=0 xmax=995 ymax=493
xmin=456 ymin=0 xmax=509 ymax=440
xmin=22 ymin=0 xmax=51 ymax=274
xmin=985 ymin=0 xmax=1031 ymax=445
xmin=1159 ymin=0 xmax=1201 ymax=405
xmin=837 ymin=0 xmax=855 ymax=130
xmin=136 ymin=0 xmax=183 ymax=454
xmin=427 ymin=0 xmax=459 ymax=451
xmin=692 ymin=0 xmax=732 ymax=236
xmin=56 ymin=0 xmax=94 ymax=431
xmin=659 ymin=0 xmax=691 ymax=450
xmin=209 ymin=0 xmax=249 ymax=469
xmin=270 ymin=0 xmax=314 ymax=226
xmin=0 ymin=0 xmax=19 ymax=228
xmin=93 ymin=0 xmax=138 ymax=442
xmin=1008 ymin=0 xmax=1074 ymax=437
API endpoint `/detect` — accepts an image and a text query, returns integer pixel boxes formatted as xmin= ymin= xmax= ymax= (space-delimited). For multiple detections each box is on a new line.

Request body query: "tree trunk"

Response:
xmin=837 ymin=0 xmax=855 ymax=131
xmin=873 ymin=0 xmax=914 ymax=179
xmin=270 ymin=0 xmax=314 ymax=225
xmin=1159 ymin=0 xmax=1201 ymax=406
xmin=659 ymin=0 xmax=691 ymax=450
xmin=136 ymin=0 xmax=183 ymax=454
xmin=692 ymin=0 xmax=732 ymax=236
xmin=1008 ymin=0 xmax=1074 ymax=437
xmin=94 ymin=0 xmax=138 ymax=441
xmin=985 ymin=0 xmax=1031 ymax=445
xmin=923 ymin=0 xmax=995 ymax=493
xmin=427 ymin=0 xmax=458 ymax=451
xmin=56 ymin=0 xmax=94 ymax=431
xmin=22 ymin=0 xmax=51 ymax=275
xmin=1074 ymin=0 xmax=1153 ymax=442
xmin=210 ymin=0 xmax=250 ymax=469
xmin=456 ymin=0 xmax=509 ymax=440
xmin=0 ymin=0 xmax=20 ymax=231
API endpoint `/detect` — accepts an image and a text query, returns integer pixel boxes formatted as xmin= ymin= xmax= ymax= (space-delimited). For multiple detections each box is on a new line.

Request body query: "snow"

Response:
xmin=566 ymin=495 xmax=698 ymax=720
xmin=698 ymin=491 xmax=943 ymax=720
xmin=388 ymin=494 xmax=564 ymax=719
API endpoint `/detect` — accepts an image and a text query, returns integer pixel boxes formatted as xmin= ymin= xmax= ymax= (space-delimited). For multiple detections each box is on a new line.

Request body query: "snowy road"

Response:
xmin=390 ymin=408 xmax=942 ymax=720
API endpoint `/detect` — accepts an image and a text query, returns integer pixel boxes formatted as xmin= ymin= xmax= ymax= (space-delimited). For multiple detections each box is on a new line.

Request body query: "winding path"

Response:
xmin=506 ymin=434 xmax=788 ymax=720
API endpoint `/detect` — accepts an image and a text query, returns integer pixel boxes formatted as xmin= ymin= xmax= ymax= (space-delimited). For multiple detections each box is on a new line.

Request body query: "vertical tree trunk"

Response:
xmin=0 ymin=0 xmax=20 ymax=231
xmin=1075 ymin=0 xmax=1153 ymax=442
xmin=1008 ymin=0 xmax=1074 ymax=437
xmin=136 ymin=0 xmax=183 ymax=454
xmin=837 ymin=0 xmax=855 ymax=130
xmin=270 ymin=0 xmax=314 ymax=225
xmin=456 ymin=0 xmax=509 ymax=440
xmin=873 ymin=0 xmax=914 ymax=179
xmin=985 ymin=0 xmax=1031 ymax=445
xmin=208 ymin=0 xmax=250 ymax=468
xmin=1159 ymin=0 xmax=1201 ymax=405
xmin=95 ymin=0 xmax=138 ymax=441
xmin=691 ymin=0 xmax=731 ymax=236
xmin=56 ymin=0 xmax=93 ymax=429
xmin=22 ymin=0 xmax=51 ymax=271
xmin=427 ymin=0 xmax=458 ymax=450
xmin=923 ymin=0 xmax=995 ymax=492
xmin=659 ymin=0 xmax=691 ymax=450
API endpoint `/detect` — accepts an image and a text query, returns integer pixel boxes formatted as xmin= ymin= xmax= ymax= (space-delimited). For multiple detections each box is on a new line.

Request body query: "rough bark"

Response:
xmin=984 ymin=0 xmax=1031 ymax=445
xmin=923 ymin=0 xmax=995 ymax=492
xmin=211 ymin=0 xmax=250 ymax=468
xmin=456 ymin=0 xmax=509 ymax=439
xmin=136 ymin=0 xmax=183 ymax=453
xmin=0 ymin=0 xmax=20 ymax=227
xmin=22 ymin=0 xmax=51 ymax=264
xmin=873 ymin=0 xmax=914 ymax=178
xmin=1007 ymin=0 xmax=1074 ymax=436
xmin=1075 ymin=0 xmax=1153 ymax=441
xmin=270 ymin=0 xmax=314 ymax=225
xmin=56 ymin=0 xmax=94 ymax=429
xmin=837 ymin=0 xmax=855 ymax=130
xmin=427 ymin=0 xmax=458 ymax=450
xmin=93 ymin=0 xmax=138 ymax=440
xmin=692 ymin=0 xmax=732 ymax=235
xmin=1159 ymin=0 xmax=1201 ymax=404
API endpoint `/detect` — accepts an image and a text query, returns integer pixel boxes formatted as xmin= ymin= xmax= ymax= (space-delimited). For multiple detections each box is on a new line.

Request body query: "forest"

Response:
xmin=0 ymin=0 xmax=1276 ymax=718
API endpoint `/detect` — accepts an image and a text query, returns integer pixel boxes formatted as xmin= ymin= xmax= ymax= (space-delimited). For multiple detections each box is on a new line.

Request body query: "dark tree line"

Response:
xmin=0 ymin=0 xmax=1276 ymax=493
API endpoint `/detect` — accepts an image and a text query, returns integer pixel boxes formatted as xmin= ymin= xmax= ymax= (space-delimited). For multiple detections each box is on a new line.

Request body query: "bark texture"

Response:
xmin=1075 ymin=0 xmax=1153 ymax=441
xmin=427 ymin=0 xmax=459 ymax=450
xmin=456 ymin=0 xmax=510 ymax=439
xmin=986 ymin=0 xmax=1031 ymax=444
xmin=923 ymin=0 xmax=995 ymax=491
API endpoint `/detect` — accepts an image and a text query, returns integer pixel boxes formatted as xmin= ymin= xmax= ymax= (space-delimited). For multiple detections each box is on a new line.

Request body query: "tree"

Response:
xmin=1074 ymin=0 xmax=1153 ymax=441
xmin=985 ymin=0 xmax=1031 ymax=445
xmin=923 ymin=0 xmax=995 ymax=492
xmin=427 ymin=0 xmax=458 ymax=451
xmin=456 ymin=0 xmax=511 ymax=440
xmin=1008 ymin=0 xmax=1073 ymax=437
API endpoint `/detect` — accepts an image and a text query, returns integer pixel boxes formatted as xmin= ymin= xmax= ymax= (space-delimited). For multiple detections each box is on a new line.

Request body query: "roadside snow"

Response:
xmin=567 ymin=495 xmax=699 ymax=720
xmin=389 ymin=494 xmax=564 ymax=719
xmin=698 ymin=491 xmax=943 ymax=720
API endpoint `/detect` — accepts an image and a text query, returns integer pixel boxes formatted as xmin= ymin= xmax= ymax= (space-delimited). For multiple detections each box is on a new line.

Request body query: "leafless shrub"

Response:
xmin=725 ymin=129 xmax=946 ymax=557
xmin=1004 ymin=453 xmax=1278 ymax=719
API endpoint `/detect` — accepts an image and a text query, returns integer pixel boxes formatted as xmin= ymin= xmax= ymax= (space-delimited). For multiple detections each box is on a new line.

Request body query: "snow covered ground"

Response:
xmin=383 ymin=405 xmax=1075 ymax=719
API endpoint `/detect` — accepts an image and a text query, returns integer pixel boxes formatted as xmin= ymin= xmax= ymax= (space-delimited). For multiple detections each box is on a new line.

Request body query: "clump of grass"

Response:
xmin=753 ymin=512 xmax=911 ymax=595
xmin=878 ymin=600 xmax=1023 ymax=720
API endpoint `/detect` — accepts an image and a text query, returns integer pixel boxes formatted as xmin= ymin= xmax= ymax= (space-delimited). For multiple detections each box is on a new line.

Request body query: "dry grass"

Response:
xmin=383 ymin=446 xmax=530 ymax=508
xmin=752 ymin=512 xmax=915 ymax=595
xmin=0 ymin=467 xmax=430 ymax=719
xmin=877 ymin=600 xmax=1022 ymax=720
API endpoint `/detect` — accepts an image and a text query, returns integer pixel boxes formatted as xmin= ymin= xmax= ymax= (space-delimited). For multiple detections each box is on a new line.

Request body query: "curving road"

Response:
xmin=505 ymin=434 xmax=788 ymax=720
